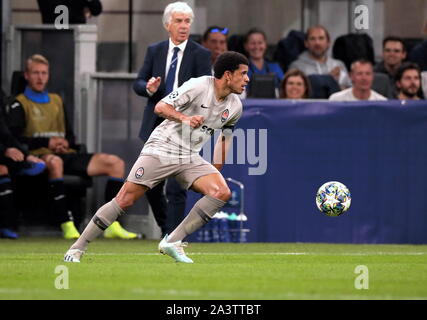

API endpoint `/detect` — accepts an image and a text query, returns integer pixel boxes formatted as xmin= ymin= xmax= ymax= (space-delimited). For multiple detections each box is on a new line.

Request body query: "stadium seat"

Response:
xmin=308 ymin=74 xmax=341 ymax=99
xmin=227 ymin=34 xmax=246 ymax=55
xmin=332 ymin=33 xmax=375 ymax=72
xmin=372 ymin=72 xmax=394 ymax=99
xmin=247 ymin=73 xmax=276 ymax=98
xmin=274 ymin=30 xmax=306 ymax=73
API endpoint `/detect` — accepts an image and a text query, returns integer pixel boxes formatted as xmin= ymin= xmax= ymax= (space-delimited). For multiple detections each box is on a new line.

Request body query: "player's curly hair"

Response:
xmin=214 ymin=51 xmax=249 ymax=79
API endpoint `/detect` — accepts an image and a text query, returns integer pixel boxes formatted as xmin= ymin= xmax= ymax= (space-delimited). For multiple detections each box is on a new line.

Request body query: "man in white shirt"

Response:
xmin=329 ymin=60 xmax=387 ymax=101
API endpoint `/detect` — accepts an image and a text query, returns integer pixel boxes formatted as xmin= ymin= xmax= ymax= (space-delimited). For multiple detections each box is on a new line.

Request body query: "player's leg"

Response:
xmin=86 ymin=153 xmax=137 ymax=239
xmin=42 ymin=154 xmax=79 ymax=239
xmin=168 ymin=173 xmax=230 ymax=242
xmin=64 ymin=181 xmax=148 ymax=262
xmin=159 ymin=172 xmax=230 ymax=263
xmin=87 ymin=153 xmax=125 ymax=201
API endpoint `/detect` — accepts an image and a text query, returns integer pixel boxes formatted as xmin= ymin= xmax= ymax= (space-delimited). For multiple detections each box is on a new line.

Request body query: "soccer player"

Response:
xmin=64 ymin=51 xmax=250 ymax=263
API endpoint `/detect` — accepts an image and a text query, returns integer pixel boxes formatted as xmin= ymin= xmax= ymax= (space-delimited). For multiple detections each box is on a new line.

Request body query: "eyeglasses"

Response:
xmin=384 ymin=48 xmax=404 ymax=53
xmin=210 ymin=27 xmax=229 ymax=35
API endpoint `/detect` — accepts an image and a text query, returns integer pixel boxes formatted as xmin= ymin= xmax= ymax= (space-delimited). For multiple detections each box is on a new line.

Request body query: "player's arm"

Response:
xmin=154 ymin=101 xmax=204 ymax=128
xmin=212 ymin=128 xmax=234 ymax=171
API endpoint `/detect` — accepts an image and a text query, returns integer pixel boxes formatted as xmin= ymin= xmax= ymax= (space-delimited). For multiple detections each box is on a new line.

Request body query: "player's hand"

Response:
xmin=26 ymin=155 xmax=44 ymax=164
xmin=147 ymin=77 xmax=161 ymax=94
xmin=49 ymin=137 xmax=69 ymax=153
xmin=329 ymin=66 xmax=341 ymax=82
xmin=5 ymin=148 xmax=24 ymax=161
xmin=54 ymin=138 xmax=69 ymax=154
xmin=184 ymin=115 xmax=204 ymax=128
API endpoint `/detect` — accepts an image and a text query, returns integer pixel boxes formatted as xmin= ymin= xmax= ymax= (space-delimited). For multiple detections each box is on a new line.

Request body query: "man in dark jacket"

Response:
xmin=133 ymin=1 xmax=211 ymax=235
xmin=0 ymin=90 xmax=46 ymax=238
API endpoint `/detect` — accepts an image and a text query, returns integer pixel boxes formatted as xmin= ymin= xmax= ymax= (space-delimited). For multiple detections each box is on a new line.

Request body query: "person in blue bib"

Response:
xmin=7 ymin=54 xmax=137 ymax=240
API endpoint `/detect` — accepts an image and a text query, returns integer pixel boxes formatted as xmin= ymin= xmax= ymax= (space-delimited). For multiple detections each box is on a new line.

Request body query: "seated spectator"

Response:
xmin=0 ymin=163 xmax=18 ymax=239
xmin=6 ymin=54 xmax=137 ymax=240
xmin=329 ymin=60 xmax=387 ymax=101
xmin=243 ymin=28 xmax=284 ymax=97
xmin=374 ymin=36 xmax=407 ymax=95
xmin=280 ymin=69 xmax=311 ymax=99
xmin=395 ymin=62 xmax=423 ymax=100
xmin=289 ymin=25 xmax=351 ymax=89
xmin=202 ymin=26 xmax=229 ymax=67
xmin=1 ymin=90 xmax=46 ymax=239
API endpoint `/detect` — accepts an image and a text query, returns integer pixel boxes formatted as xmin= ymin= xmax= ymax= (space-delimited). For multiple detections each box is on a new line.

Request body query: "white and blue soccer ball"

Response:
xmin=316 ymin=181 xmax=351 ymax=216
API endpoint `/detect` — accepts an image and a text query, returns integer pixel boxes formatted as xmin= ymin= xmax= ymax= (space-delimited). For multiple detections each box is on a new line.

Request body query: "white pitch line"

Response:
xmin=131 ymin=287 xmax=427 ymax=300
xmin=1 ymin=287 xmax=425 ymax=300
xmin=1 ymin=252 xmax=426 ymax=256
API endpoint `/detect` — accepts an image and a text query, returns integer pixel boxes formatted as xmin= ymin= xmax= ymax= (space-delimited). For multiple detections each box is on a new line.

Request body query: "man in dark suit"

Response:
xmin=133 ymin=1 xmax=211 ymax=235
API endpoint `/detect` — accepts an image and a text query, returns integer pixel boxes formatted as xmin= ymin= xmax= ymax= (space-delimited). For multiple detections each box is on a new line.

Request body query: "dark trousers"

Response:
xmin=146 ymin=177 xmax=187 ymax=235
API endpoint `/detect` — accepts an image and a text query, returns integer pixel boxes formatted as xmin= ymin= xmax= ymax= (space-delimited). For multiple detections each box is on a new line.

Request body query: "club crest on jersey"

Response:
xmin=135 ymin=167 xmax=144 ymax=179
xmin=221 ymin=109 xmax=229 ymax=123
xmin=168 ymin=91 xmax=179 ymax=99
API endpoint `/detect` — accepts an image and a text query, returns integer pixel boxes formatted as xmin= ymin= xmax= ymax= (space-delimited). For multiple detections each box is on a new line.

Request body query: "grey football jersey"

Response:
xmin=142 ymin=76 xmax=242 ymax=158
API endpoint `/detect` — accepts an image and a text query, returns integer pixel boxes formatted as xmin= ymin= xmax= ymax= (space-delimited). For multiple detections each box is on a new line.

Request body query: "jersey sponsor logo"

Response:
xmin=200 ymin=125 xmax=214 ymax=135
xmin=221 ymin=109 xmax=229 ymax=123
xmin=200 ymin=104 xmax=209 ymax=109
xmin=168 ymin=91 xmax=179 ymax=99
xmin=135 ymin=167 xmax=144 ymax=179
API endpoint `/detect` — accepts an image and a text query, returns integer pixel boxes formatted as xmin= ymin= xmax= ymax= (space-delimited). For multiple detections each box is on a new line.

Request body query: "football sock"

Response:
xmin=104 ymin=177 xmax=124 ymax=202
xmin=49 ymin=179 xmax=73 ymax=224
xmin=0 ymin=176 xmax=15 ymax=229
xmin=168 ymin=195 xmax=226 ymax=242
xmin=71 ymin=198 xmax=124 ymax=251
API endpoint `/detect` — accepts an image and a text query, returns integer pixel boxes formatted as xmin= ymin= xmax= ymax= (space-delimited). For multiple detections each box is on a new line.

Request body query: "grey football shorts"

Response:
xmin=127 ymin=154 xmax=220 ymax=190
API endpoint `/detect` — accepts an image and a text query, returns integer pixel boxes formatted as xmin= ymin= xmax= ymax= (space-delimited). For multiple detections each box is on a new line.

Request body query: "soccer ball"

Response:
xmin=316 ymin=181 xmax=351 ymax=216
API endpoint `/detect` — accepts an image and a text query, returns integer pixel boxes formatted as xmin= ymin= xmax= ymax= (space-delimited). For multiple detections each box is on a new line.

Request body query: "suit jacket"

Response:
xmin=133 ymin=39 xmax=211 ymax=142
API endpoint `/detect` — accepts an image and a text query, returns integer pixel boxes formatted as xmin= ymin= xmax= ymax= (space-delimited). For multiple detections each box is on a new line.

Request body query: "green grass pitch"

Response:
xmin=0 ymin=237 xmax=426 ymax=300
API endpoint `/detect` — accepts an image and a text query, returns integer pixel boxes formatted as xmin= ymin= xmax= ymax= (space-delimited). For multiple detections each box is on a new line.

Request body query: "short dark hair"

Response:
xmin=383 ymin=36 xmax=406 ymax=52
xmin=395 ymin=62 xmax=421 ymax=82
xmin=305 ymin=25 xmax=330 ymax=42
xmin=350 ymin=59 xmax=373 ymax=72
xmin=214 ymin=51 xmax=249 ymax=79
xmin=244 ymin=27 xmax=267 ymax=44
xmin=202 ymin=26 xmax=229 ymax=42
